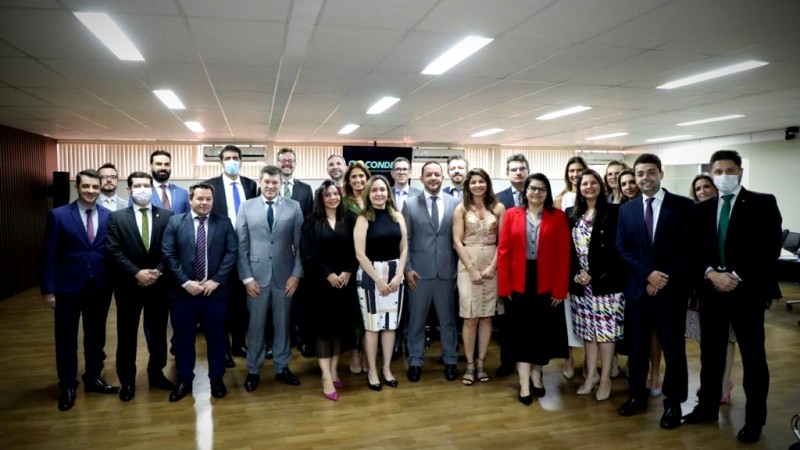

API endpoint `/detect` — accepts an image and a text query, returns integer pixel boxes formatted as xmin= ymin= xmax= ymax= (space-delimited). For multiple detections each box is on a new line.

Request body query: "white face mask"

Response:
xmin=131 ymin=187 xmax=152 ymax=205
xmin=224 ymin=160 xmax=240 ymax=176
xmin=713 ymin=174 xmax=740 ymax=194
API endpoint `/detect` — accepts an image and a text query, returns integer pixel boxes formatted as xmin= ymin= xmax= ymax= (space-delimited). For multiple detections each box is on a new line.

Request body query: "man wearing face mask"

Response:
xmin=683 ymin=150 xmax=782 ymax=444
xmin=106 ymin=172 xmax=176 ymax=402
xmin=203 ymin=145 xmax=258 ymax=367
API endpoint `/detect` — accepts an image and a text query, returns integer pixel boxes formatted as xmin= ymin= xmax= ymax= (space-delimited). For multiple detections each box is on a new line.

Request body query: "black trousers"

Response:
xmin=227 ymin=268 xmax=249 ymax=351
xmin=54 ymin=280 xmax=113 ymax=387
xmin=626 ymin=290 xmax=688 ymax=407
xmin=699 ymin=289 xmax=769 ymax=425
xmin=115 ymin=285 xmax=170 ymax=385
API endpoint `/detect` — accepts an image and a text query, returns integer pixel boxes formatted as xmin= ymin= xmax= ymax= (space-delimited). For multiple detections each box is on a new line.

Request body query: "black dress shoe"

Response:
xmin=148 ymin=373 xmax=177 ymax=391
xmin=210 ymin=378 xmax=227 ymax=398
xmin=58 ymin=386 xmax=77 ymax=411
xmin=264 ymin=346 xmax=273 ymax=360
xmin=83 ymin=377 xmax=120 ymax=394
xmin=407 ymin=366 xmax=422 ymax=382
xmin=169 ymin=382 xmax=192 ymax=402
xmin=737 ymin=424 xmax=762 ymax=443
xmin=660 ymin=406 xmax=682 ymax=429
xmin=518 ymin=383 xmax=533 ymax=406
xmin=231 ymin=345 xmax=248 ymax=358
xmin=275 ymin=368 xmax=301 ymax=386
xmin=382 ymin=377 xmax=399 ymax=388
xmin=444 ymin=364 xmax=458 ymax=381
xmin=496 ymin=363 xmax=515 ymax=378
xmin=682 ymin=404 xmax=719 ymax=424
xmin=299 ymin=343 xmax=315 ymax=358
xmin=244 ymin=374 xmax=260 ymax=392
xmin=119 ymin=384 xmax=135 ymax=402
xmin=224 ymin=352 xmax=235 ymax=368
xmin=618 ymin=396 xmax=648 ymax=416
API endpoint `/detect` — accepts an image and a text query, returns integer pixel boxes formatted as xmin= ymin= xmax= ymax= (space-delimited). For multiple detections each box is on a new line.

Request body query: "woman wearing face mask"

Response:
xmin=685 ymin=174 xmax=737 ymax=404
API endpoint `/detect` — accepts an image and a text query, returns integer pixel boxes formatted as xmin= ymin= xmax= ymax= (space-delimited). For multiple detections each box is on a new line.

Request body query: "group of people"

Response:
xmin=41 ymin=146 xmax=782 ymax=444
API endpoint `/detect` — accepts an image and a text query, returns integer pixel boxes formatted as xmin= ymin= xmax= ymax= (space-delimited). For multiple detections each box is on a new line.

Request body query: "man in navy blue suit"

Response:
xmin=682 ymin=150 xmax=782 ymax=444
xmin=616 ymin=154 xmax=694 ymax=429
xmin=149 ymin=149 xmax=190 ymax=213
xmin=42 ymin=169 xmax=119 ymax=411
xmin=162 ymin=183 xmax=238 ymax=402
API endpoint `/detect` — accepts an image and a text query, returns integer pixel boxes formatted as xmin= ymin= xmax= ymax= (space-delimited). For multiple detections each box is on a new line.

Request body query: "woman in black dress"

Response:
xmin=300 ymin=180 xmax=359 ymax=401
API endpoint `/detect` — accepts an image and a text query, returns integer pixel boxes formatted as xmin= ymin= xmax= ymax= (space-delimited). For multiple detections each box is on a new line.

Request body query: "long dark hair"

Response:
xmin=615 ymin=169 xmax=638 ymax=204
xmin=561 ymin=156 xmax=587 ymax=195
xmin=521 ymin=173 xmax=554 ymax=212
xmin=571 ymin=169 xmax=608 ymax=221
xmin=462 ymin=168 xmax=499 ymax=212
xmin=342 ymin=161 xmax=372 ymax=200
xmin=312 ymin=180 xmax=346 ymax=232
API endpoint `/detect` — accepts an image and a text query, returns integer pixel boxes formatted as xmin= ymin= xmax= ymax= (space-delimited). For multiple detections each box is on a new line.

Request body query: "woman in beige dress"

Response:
xmin=453 ymin=168 xmax=506 ymax=385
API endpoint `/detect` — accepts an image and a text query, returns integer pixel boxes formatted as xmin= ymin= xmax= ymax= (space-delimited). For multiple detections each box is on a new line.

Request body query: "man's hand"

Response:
xmin=709 ymin=271 xmax=740 ymax=292
xmin=135 ymin=269 xmax=158 ymax=287
xmin=42 ymin=294 xmax=56 ymax=309
xmin=284 ymin=276 xmax=300 ymax=297
xmin=245 ymin=280 xmax=261 ymax=298
xmin=647 ymin=271 xmax=669 ymax=290
xmin=201 ymin=279 xmax=220 ymax=296
xmin=185 ymin=281 xmax=203 ymax=296
xmin=404 ymin=270 xmax=420 ymax=291
xmin=646 ymin=283 xmax=660 ymax=297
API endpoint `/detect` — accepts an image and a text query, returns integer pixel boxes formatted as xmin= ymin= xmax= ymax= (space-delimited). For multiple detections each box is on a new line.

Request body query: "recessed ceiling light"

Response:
xmin=536 ymin=106 xmax=592 ymax=121
xmin=657 ymin=60 xmax=768 ymax=89
xmin=184 ymin=121 xmax=205 ymax=133
xmin=338 ymin=124 xmax=360 ymax=135
xmin=645 ymin=135 xmax=693 ymax=143
xmin=586 ymin=132 xmax=629 ymax=141
xmin=677 ymin=115 xmax=745 ymax=126
xmin=153 ymin=90 xmax=186 ymax=110
xmin=421 ymin=36 xmax=494 ymax=75
xmin=366 ymin=97 xmax=400 ymax=115
xmin=471 ymin=128 xmax=504 ymax=138
xmin=74 ymin=12 xmax=145 ymax=61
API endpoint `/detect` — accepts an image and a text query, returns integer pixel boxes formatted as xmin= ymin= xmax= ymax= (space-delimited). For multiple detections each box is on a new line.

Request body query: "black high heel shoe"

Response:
xmin=518 ymin=380 xmax=533 ymax=406
xmin=531 ymin=377 xmax=546 ymax=398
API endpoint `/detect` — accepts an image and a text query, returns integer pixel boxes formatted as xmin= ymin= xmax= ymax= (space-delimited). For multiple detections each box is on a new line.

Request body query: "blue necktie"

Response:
xmin=232 ymin=182 xmax=241 ymax=215
xmin=266 ymin=201 xmax=274 ymax=232
xmin=718 ymin=194 xmax=734 ymax=267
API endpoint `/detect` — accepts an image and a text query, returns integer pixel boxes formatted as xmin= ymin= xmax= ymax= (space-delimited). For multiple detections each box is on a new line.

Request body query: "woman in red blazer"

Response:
xmin=498 ymin=173 xmax=570 ymax=406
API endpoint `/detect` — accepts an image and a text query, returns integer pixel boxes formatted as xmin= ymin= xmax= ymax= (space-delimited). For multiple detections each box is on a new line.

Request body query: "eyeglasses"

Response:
xmin=100 ymin=175 xmax=118 ymax=180
xmin=527 ymin=186 xmax=547 ymax=193
xmin=393 ymin=168 xmax=409 ymax=173
xmin=277 ymin=159 xmax=295 ymax=165
xmin=508 ymin=167 xmax=527 ymax=173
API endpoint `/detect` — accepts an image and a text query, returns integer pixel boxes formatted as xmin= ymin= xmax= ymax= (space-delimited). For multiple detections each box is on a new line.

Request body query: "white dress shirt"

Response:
xmin=223 ymin=175 xmax=246 ymax=227
xmin=424 ymin=190 xmax=444 ymax=229
xmin=642 ymin=188 xmax=666 ymax=239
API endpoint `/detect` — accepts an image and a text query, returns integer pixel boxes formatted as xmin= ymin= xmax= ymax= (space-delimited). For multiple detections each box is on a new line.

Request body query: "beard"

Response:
xmin=100 ymin=185 xmax=116 ymax=194
xmin=152 ymin=170 xmax=170 ymax=183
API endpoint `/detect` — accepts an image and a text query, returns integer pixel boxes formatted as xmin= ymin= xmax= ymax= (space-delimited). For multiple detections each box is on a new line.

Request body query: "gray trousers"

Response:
xmin=406 ymin=278 xmax=458 ymax=366
xmin=246 ymin=284 xmax=293 ymax=374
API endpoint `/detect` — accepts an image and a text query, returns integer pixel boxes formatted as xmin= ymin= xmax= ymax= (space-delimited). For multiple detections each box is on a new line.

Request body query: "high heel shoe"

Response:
xmin=333 ymin=380 xmax=344 ymax=389
xmin=595 ymin=379 xmax=611 ymax=402
xmin=518 ymin=381 xmax=533 ymax=406
xmin=531 ymin=378 xmax=546 ymax=398
xmin=577 ymin=376 xmax=599 ymax=395
xmin=322 ymin=390 xmax=339 ymax=401
xmin=720 ymin=380 xmax=733 ymax=405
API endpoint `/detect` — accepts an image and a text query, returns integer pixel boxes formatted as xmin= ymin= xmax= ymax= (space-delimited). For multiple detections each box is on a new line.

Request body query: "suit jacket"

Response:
xmin=616 ymin=189 xmax=695 ymax=302
xmin=393 ymin=185 xmax=422 ymax=212
xmin=403 ymin=192 xmax=459 ymax=280
xmin=98 ymin=194 xmax=127 ymax=212
xmin=203 ymin=174 xmax=258 ymax=219
xmin=289 ymin=179 xmax=314 ymax=219
xmin=442 ymin=186 xmax=462 ymax=198
xmin=566 ymin=204 xmax=625 ymax=296
xmin=697 ymin=187 xmax=782 ymax=300
xmin=162 ymin=212 xmax=238 ymax=300
xmin=42 ymin=202 xmax=111 ymax=295
xmin=496 ymin=187 xmax=517 ymax=210
xmin=105 ymin=205 xmax=173 ymax=289
xmin=236 ymin=196 xmax=304 ymax=288
xmin=150 ymin=183 xmax=190 ymax=214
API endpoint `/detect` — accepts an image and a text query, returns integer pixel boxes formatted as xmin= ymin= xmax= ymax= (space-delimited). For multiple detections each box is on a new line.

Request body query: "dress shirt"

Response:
xmin=99 ymin=194 xmax=121 ymax=211
xmin=241 ymin=196 xmax=283 ymax=286
xmin=282 ymin=178 xmax=295 ymax=198
xmin=394 ymin=185 xmax=410 ymax=211
xmin=76 ymin=201 xmax=99 ymax=233
xmin=154 ymin=181 xmax=173 ymax=206
xmin=223 ymin=175 xmax=246 ymax=227
xmin=642 ymin=188 xmax=666 ymax=239
xmin=424 ymin=190 xmax=444 ymax=229
xmin=525 ymin=209 xmax=542 ymax=260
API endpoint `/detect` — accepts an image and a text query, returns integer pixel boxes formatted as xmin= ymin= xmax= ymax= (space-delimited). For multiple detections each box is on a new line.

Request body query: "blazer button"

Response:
xmin=271 ymin=241 xmax=274 ymax=244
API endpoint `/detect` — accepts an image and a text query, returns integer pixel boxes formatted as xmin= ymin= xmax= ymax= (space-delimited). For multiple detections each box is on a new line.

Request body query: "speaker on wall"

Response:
xmin=786 ymin=126 xmax=798 ymax=141
xmin=52 ymin=171 xmax=71 ymax=208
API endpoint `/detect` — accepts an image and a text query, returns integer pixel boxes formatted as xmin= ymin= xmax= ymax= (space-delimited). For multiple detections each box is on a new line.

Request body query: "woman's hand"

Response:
xmin=469 ymin=267 xmax=483 ymax=285
xmin=387 ymin=274 xmax=403 ymax=293
xmin=481 ymin=265 xmax=495 ymax=280
xmin=577 ymin=270 xmax=592 ymax=286
xmin=339 ymin=272 xmax=351 ymax=287
xmin=327 ymin=273 xmax=342 ymax=288
xmin=550 ymin=296 xmax=565 ymax=307
xmin=377 ymin=280 xmax=391 ymax=296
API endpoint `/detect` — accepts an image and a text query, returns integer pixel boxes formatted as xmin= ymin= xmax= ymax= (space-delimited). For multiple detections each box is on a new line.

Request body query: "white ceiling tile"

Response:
xmin=205 ymin=64 xmax=277 ymax=92
xmin=417 ymin=0 xmax=554 ymax=35
xmin=0 ymin=9 xmax=113 ymax=60
xmin=304 ymin=25 xmax=406 ymax=71
xmin=511 ymin=44 xmax=644 ymax=84
xmin=116 ymin=15 xmax=197 ymax=64
xmin=44 ymin=59 xmax=144 ymax=89
xmin=179 ymin=0 xmax=290 ymax=21
xmin=16 ymin=87 xmax=108 ymax=108
xmin=294 ymin=68 xmax=368 ymax=96
xmin=0 ymin=87 xmax=49 ymax=106
xmin=319 ymin=0 xmax=436 ymax=30
xmin=131 ymin=63 xmax=210 ymax=91
xmin=61 ymin=0 xmax=179 ymax=15
xmin=411 ymin=76 xmax=501 ymax=101
xmin=189 ymin=18 xmax=285 ymax=66
xmin=572 ymin=50 xmax=710 ymax=86
xmin=0 ymin=58 xmax=76 ymax=88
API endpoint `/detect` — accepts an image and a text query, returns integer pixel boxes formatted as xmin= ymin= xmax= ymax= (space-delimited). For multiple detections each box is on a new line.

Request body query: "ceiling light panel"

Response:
xmin=657 ymin=60 xmax=768 ymax=89
xmin=184 ymin=121 xmax=205 ymax=132
xmin=366 ymin=97 xmax=400 ymax=114
xmin=585 ymin=132 xmax=629 ymax=141
xmin=677 ymin=115 xmax=745 ymax=126
xmin=152 ymin=90 xmax=186 ymax=110
xmin=421 ymin=36 xmax=494 ymax=75
xmin=536 ymin=106 xmax=592 ymax=121
xmin=74 ymin=12 xmax=145 ymax=61
xmin=471 ymin=128 xmax=504 ymax=137
xmin=645 ymin=135 xmax=693 ymax=143
xmin=338 ymin=124 xmax=360 ymax=135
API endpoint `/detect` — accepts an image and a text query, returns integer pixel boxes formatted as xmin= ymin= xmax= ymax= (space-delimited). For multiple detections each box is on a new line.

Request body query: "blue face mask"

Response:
xmin=223 ymin=160 xmax=240 ymax=176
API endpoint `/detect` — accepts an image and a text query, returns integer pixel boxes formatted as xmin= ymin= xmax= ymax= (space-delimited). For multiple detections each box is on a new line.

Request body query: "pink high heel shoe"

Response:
xmin=333 ymin=380 xmax=344 ymax=389
xmin=323 ymin=390 xmax=339 ymax=401
xmin=720 ymin=380 xmax=733 ymax=405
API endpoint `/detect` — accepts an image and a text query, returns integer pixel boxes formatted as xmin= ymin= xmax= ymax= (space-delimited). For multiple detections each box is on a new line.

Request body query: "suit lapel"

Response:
xmin=272 ymin=197 xmax=287 ymax=234
xmin=69 ymin=203 xmax=90 ymax=246
xmin=417 ymin=194 xmax=436 ymax=231
xmin=215 ymin=176 xmax=228 ymax=213
xmin=653 ymin=192 xmax=671 ymax=247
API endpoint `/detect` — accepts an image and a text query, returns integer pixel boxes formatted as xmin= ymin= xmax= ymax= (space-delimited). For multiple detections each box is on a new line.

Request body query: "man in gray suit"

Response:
xmin=391 ymin=157 xmax=421 ymax=212
xmin=237 ymin=165 xmax=304 ymax=391
xmin=97 ymin=163 xmax=127 ymax=212
xmin=403 ymin=161 xmax=460 ymax=382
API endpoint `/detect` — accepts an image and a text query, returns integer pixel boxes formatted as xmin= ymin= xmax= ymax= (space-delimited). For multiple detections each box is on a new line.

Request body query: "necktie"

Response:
xmin=105 ymin=198 xmax=113 ymax=210
xmin=140 ymin=208 xmax=149 ymax=251
xmin=718 ymin=194 xmax=734 ymax=267
xmin=232 ymin=182 xmax=241 ymax=215
xmin=194 ymin=216 xmax=206 ymax=281
xmin=283 ymin=181 xmax=291 ymax=198
xmin=86 ymin=208 xmax=95 ymax=244
xmin=514 ymin=191 xmax=521 ymax=207
xmin=430 ymin=196 xmax=439 ymax=231
xmin=266 ymin=201 xmax=274 ymax=232
xmin=644 ymin=197 xmax=654 ymax=243
xmin=160 ymin=185 xmax=171 ymax=211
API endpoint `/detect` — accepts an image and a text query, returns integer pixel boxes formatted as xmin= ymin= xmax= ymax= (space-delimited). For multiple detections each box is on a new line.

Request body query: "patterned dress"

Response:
xmin=570 ymin=215 xmax=625 ymax=342
xmin=456 ymin=210 xmax=504 ymax=318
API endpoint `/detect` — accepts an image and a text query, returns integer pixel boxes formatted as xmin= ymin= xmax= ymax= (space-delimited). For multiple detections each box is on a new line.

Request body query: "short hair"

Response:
xmin=259 ymin=165 xmax=281 ymax=179
xmin=562 ymin=156 xmax=588 ymax=189
xmin=633 ymin=153 xmax=662 ymax=172
xmin=446 ymin=155 xmax=469 ymax=169
xmin=126 ymin=171 xmax=152 ymax=188
xmin=420 ymin=161 xmax=442 ymax=176
xmin=189 ymin=182 xmax=214 ymax=199
xmin=219 ymin=144 xmax=241 ymax=161
xmin=343 ymin=161 xmax=372 ymax=199
xmin=571 ymin=169 xmax=608 ymax=221
xmin=522 ymin=173 xmax=554 ymax=211
xmin=327 ymin=154 xmax=345 ymax=163
xmin=505 ymin=153 xmax=529 ymax=171
xmin=462 ymin=168 xmax=499 ymax=212
xmin=76 ymin=169 xmax=100 ymax=187
xmin=392 ymin=156 xmax=410 ymax=167
xmin=361 ymin=175 xmax=398 ymax=223
xmin=710 ymin=149 xmax=742 ymax=168
xmin=97 ymin=162 xmax=118 ymax=173
xmin=690 ymin=173 xmax=716 ymax=203
xmin=150 ymin=149 xmax=171 ymax=164
xmin=277 ymin=147 xmax=296 ymax=159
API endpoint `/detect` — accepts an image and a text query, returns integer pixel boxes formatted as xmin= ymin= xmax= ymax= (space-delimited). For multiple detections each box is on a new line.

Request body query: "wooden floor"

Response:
xmin=1 ymin=286 xmax=799 ymax=450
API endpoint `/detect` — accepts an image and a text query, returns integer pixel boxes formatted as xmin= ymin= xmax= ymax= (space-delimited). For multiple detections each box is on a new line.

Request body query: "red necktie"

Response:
xmin=160 ymin=185 xmax=171 ymax=211
xmin=86 ymin=208 xmax=95 ymax=244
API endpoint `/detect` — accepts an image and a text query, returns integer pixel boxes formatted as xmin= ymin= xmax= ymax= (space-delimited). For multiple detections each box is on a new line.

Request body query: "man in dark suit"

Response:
xmin=42 ymin=169 xmax=119 ymax=411
xmin=442 ymin=155 xmax=468 ymax=199
xmin=683 ymin=150 xmax=782 ymax=444
xmin=391 ymin=156 xmax=422 ymax=212
xmin=106 ymin=171 xmax=175 ymax=402
xmin=149 ymin=149 xmax=190 ymax=213
xmin=161 ymin=183 xmax=238 ymax=402
xmin=493 ymin=153 xmax=529 ymax=377
xmin=616 ymin=153 xmax=694 ymax=429
xmin=203 ymin=144 xmax=258 ymax=367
